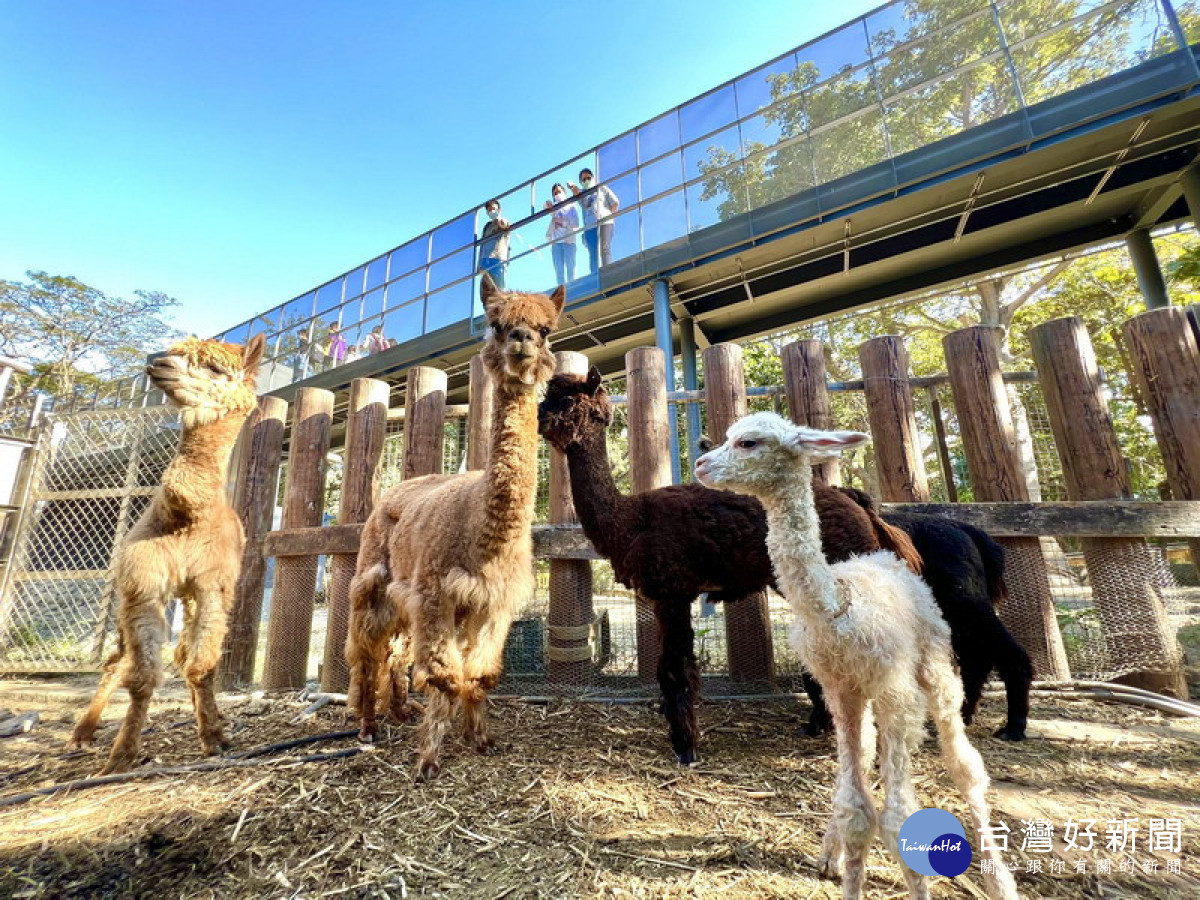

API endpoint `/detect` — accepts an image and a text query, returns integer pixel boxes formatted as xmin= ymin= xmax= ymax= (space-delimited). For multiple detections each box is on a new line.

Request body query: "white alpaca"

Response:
xmin=696 ymin=412 xmax=1019 ymax=900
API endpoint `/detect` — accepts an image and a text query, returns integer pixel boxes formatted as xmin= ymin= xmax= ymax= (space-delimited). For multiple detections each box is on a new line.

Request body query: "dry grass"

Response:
xmin=1 ymin=679 xmax=1198 ymax=899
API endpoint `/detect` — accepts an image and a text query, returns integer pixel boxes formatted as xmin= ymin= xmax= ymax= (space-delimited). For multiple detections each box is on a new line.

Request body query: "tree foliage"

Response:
xmin=0 ymin=271 xmax=180 ymax=407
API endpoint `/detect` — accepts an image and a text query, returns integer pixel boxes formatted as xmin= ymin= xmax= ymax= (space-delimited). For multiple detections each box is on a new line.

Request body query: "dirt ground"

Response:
xmin=1 ymin=678 xmax=1198 ymax=899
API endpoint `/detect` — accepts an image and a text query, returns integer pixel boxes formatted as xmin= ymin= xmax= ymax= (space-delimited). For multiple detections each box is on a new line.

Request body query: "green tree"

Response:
xmin=0 ymin=271 xmax=180 ymax=407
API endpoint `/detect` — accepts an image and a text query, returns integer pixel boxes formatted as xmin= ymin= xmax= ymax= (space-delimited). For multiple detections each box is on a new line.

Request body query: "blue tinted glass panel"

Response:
xmin=425 ymin=279 xmax=472 ymax=331
xmin=597 ymin=131 xmax=637 ymax=179
xmin=386 ymin=271 xmax=426 ymax=309
xmin=800 ymin=21 xmax=871 ymax=85
xmin=431 ymin=212 xmax=476 ymax=260
xmin=735 ymin=53 xmax=801 ymax=117
xmin=873 ymin=11 xmax=1000 ymax=98
xmin=224 ymin=322 xmax=250 ymax=345
xmin=338 ymin=298 xmax=363 ymax=331
xmin=638 ymin=111 xmax=681 ymax=162
xmin=812 ymin=108 xmax=888 ymax=183
xmin=680 ymin=85 xmax=737 ymax=143
xmin=428 ymin=247 xmax=473 ymax=292
xmin=314 ymin=305 xmax=342 ymax=330
xmin=252 ymin=306 xmax=279 ymax=334
xmin=282 ymin=292 xmax=315 ymax=327
xmin=806 ymin=64 xmax=878 ymax=131
xmin=505 ymin=248 xmax=550 ymax=295
xmin=607 ymin=208 xmax=640 ymax=263
xmin=315 ymin=278 xmax=344 ymax=314
xmin=884 ymin=56 xmax=1018 ymax=155
xmin=366 ymin=256 xmax=388 ymax=291
xmin=639 ymin=151 xmax=684 ymax=201
xmin=603 ymin=172 xmax=636 ymax=216
xmin=534 ymin=153 xmax=594 ymax=211
xmin=343 ymin=265 xmax=366 ymax=300
xmin=687 ymin=164 xmax=749 ymax=231
xmin=640 ymin=190 xmax=687 ymax=250
xmin=361 ymin=287 xmax=385 ymax=318
xmin=390 ymin=237 xmax=429 ymax=277
xmin=684 ymin=124 xmax=743 ymax=181
xmin=388 ymin=300 xmax=424 ymax=344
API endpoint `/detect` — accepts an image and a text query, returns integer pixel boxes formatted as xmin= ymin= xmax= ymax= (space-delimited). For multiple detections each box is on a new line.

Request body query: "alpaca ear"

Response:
xmin=787 ymin=429 xmax=870 ymax=457
xmin=585 ymin=367 xmax=602 ymax=395
xmin=480 ymin=271 xmax=501 ymax=314
xmin=242 ymin=333 xmax=266 ymax=373
xmin=548 ymin=284 xmax=566 ymax=316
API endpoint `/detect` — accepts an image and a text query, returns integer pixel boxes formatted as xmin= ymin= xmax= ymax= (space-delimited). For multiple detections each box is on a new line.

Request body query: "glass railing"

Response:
xmin=209 ymin=0 xmax=1199 ymax=392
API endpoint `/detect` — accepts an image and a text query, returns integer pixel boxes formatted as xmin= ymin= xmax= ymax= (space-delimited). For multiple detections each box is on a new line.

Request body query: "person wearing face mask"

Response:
xmin=477 ymin=199 xmax=511 ymax=290
xmin=574 ymin=167 xmax=620 ymax=275
xmin=543 ymin=182 xmax=579 ymax=285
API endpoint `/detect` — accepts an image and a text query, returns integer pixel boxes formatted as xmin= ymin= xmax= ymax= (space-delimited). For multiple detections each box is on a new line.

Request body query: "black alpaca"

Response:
xmin=537 ymin=370 xmax=922 ymax=764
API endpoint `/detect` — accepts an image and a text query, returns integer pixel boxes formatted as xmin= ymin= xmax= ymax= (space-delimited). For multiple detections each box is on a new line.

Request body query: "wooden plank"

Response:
xmin=263 ymin=523 xmax=363 ymax=557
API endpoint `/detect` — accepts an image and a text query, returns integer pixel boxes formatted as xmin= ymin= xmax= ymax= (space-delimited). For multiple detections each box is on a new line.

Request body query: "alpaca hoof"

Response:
xmin=802 ymin=718 xmax=831 ymax=738
xmin=473 ymin=737 xmax=498 ymax=756
xmin=97 ymin=754 xmax=136 ymax=777
xmin=994 ymin=724 xmax=1026 ymax=741
xmin=416 ymin=758 xmax=441 ymax=781
xmin=389 ymin=701 xmax=422 ymax=724
xmin=816 ymin=852 xmax=841 ymax=879
xmin=65 ymin=738 xmax=92 ymax=752
xmin=357 ymin=728 xmax=376 ymax=744
xmin=675 ymin=748 xmax=698 ymax=767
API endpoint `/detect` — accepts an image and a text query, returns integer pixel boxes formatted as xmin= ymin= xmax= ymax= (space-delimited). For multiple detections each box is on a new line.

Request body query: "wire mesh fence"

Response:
xmin=0 ymin=405 xmax=180 ymax=671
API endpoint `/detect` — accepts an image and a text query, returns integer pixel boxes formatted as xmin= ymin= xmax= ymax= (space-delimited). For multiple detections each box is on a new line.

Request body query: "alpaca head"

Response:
xmin=479 ymin=274 xmax=564 ymax=389
xmin=695 ymin=412 xmax=868 ymax=498
xmin=537 ymin=367 xmax=612 ymax=451
xmin=147 ymin=334 xmax=265 ymax=428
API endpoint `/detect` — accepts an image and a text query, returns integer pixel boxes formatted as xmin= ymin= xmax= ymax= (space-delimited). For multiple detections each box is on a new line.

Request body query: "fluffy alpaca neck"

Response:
xmin=161 ymin=410 xmax=249 ymax=519
xmin=564 ymin=427 xmax=629 ymax=561
xmin=478 ymin=380 xmax=541 ymax=557
xmin=759 ymin=468 xmax=841 ymax=620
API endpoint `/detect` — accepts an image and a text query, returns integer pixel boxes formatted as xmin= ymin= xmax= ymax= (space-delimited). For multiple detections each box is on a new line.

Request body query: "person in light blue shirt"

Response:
xmin=544 ymin=183 xmax=579 ymax=284
xmin=575 ymin=167 xmax=619 ymax=274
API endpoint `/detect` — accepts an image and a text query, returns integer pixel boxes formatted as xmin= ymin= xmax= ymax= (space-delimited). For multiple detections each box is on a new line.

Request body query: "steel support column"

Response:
xmin=652 ymin=279 xmax=681 ymax=483
xmin=1182 ymin=166 xmax=1200 ymax=231
xmin=1126 ymin=228 xmax=1170 ymax=310
xmin=678 ymin=317 xmax=702 ymax=469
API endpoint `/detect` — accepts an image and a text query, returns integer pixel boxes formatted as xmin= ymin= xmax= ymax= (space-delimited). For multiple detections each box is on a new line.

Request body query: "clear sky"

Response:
xmin=1 ymin=0 xmax=884 ymax=340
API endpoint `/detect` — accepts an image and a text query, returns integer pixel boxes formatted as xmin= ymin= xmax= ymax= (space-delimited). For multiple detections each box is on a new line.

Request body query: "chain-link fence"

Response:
xmin=0 ymin=405 xmax=180 ymax=671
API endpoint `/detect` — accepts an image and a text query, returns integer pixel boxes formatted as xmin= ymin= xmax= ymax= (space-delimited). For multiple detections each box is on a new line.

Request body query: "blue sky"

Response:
xmin=1 ymin=1 xmax=883 ymax=340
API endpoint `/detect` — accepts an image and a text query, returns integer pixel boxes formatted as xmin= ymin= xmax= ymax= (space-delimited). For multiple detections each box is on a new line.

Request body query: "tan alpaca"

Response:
xmin=697 ymin=413 xmax=1019 ymax=900
xmin=346 ymin=275 xmax=563 ymax=779
xmin=69 ymin=335 xmax=265 ymax=774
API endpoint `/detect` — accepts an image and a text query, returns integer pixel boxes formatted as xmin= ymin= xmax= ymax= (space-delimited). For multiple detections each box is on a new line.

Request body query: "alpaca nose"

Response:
xmin=509 ymin=326 xmax=533 ymax=344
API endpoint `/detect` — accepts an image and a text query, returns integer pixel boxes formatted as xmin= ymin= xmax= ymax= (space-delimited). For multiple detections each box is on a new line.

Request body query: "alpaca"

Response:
xmin=346 ymin=275 xmax=563 ymax=779
xmin=536 ymin=369 xmax=921 ymax=764
xmin=68 ymin=334 xmax=266 ymax=774
xmin=836 ymin=489 xmax=1031 ymax=741
xmin=696 ymin=412 xmax=1019 ymax=900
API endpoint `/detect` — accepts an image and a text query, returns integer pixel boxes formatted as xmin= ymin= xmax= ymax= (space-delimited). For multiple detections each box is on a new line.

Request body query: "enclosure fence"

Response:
xmin=1 ymin=310 xmax=1197 ymax=702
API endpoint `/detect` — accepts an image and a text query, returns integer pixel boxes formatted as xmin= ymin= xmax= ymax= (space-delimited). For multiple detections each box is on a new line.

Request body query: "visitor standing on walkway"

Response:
xmin=545 ymin=183 xmax=579 ymax=284
xmin=576 ymin=167 xmax=619 ymax=274
xmin=477 ymin=198 xmax=511 ymax=289
xmin=326 ymin=325 xmax=348 ymax=369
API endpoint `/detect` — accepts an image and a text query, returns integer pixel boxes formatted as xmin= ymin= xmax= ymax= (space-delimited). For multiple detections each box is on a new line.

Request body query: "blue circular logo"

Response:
xmin=897 ymin=808 xmax=971 ymax=877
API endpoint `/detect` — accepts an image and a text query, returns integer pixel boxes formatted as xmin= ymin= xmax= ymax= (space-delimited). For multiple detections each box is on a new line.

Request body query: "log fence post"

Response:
xmin=858 ymin=335 xmax=929 ymax=501
xmin=782 ymin=340 xmax=838 ymax=486
xmin=404 ymin=366 xmax=447 ymax=479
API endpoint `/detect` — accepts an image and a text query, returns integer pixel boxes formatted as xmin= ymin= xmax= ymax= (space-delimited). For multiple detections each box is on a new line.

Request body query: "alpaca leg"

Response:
xmin=920 ymin=647 xmax=1020 ymax=900
xmin=345 ymin=566 xmax=401 ymax=742
xmin=991 ymin=622 xmax=1032 ymax=741
xmin=416 ymin=686 xmax=456 ymax=780
xmin=99 ymin=597 xmax=168 ymax=775
xmin=801 ymin=670 xmax=834 ymax=736
xmin=654 ymin=597 xmax=700 ymax=765
xmin=69 ymin=638 xmax=128 ymax=749
xmin=819 ymin=690 xmax=877 ymax=900
xmin=959 ymin=656 xmax=991 ymax=726
xmin=179 ymin=585 xmax=232 ymax=755
xmin=875 ymin=700 xmax=930 ymax=900
xmin=385 ymin=637 xmax=420 ymax=723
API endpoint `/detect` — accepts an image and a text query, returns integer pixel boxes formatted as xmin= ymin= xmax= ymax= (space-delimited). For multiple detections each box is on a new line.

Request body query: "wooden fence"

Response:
xmin=214 ymin=309 xmax=1200 ymax=698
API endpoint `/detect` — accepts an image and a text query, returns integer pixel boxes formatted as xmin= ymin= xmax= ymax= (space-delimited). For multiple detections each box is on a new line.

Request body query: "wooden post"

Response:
xmin=944 ymin=326 xmax=1070 ymax=680
xmin=1031 ymin=317 xmax=1187 ymax=696
xmin=548 ymin=352 xmax=594 ymax=689
xmin=217 ymin=395 xmax=287 ymax=689
xmin=262 ymin=387 xmax=333 ymax=690
xmin=782 ymin=339 xmax=838 ymax=486
xmin=322 ymin=379 xmax=389 ymax=693
xmin=466 ymin=354 xmax=494 ymax=471
xmin=403 ymin=366 xmax=447 ymax=479
xmin=627 ymin=347 xmax=671 ymax=683
xmin=858 ymin=336 xmax=930 ymax=501
xmin=704 ymin=342 xmax=775 ymax=686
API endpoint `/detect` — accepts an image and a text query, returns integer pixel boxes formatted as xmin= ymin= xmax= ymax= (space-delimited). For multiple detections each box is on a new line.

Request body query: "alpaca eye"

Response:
xmin=737 ymin=439 xmax=758 ymax=449
xmin=538 ymin=326 xmax=551 ymax=338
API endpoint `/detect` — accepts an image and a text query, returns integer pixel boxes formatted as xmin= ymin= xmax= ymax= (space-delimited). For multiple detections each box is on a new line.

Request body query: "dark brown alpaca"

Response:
xmin=537 ymin=369 xmax=918 ymax=764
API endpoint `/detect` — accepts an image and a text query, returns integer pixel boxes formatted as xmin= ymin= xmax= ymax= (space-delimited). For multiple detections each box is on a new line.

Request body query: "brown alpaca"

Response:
xmin=69 ymin=335 xmax=265 ymax=774
xmin=346 ymin=275 xmax=563 ymax=779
